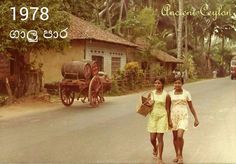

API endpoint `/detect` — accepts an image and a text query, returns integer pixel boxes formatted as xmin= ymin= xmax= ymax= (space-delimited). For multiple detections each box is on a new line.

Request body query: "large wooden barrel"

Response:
xmin=61 ymin=61 xmax=92 ymax=79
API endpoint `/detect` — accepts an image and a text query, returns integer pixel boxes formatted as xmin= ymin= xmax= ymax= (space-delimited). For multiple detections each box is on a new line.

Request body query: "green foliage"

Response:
xmin=110 ymin=62 xmax=144 ymax=91
xmin=124 ymin=62 xmax=143 ymax=89
xmin=0 ymin=94 xmax=8 ymax=106
xmin=62 ymin=0 xmax=103 ymax=22
xmin=211 ymin=47 xmax=233 ymax=72
xmin=124 ymin=61 xmax=139 ymax=72
xmin=181 ymin=53 xmax=197 ymax=79
xmin=107 ymin=78 xmax=122 ymax=96
xmin=143 ymin=35 xmax=166 ymax=57
xmin=150 ymin=64 xmax=166 ymax=77
xmin=122 ymin=7 xmax=156 ymax=41
xmin=137 ymin=7 xmax=156 ymax=35
xmin=1 ymin=0 xmax=235 ymax=82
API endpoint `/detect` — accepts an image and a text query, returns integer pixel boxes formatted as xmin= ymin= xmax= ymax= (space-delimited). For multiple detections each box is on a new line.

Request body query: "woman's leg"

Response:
xmin=150 ymin=133 xmax=158 ymax=156
xmin=172 ymin=130 xmax=178 ymax=160
xmin=157 ymin=133 xmax=164 ymax=160
xmin=177 ymin=129 xmax=185 ymax=162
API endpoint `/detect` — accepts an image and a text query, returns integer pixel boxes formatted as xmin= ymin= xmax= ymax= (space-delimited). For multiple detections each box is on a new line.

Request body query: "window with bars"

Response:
xmin=92 ymin=55 xmax=104 ymax=71
xmin=111 ymin=57 xmax=121 ymax=75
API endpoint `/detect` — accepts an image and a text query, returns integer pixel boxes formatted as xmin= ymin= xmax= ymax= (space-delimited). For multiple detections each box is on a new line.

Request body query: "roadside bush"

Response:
xmin=150 ymin=64 xmax=166 ymax=77
xmin=137 ymin=69 xmax=144 ymax=88
xmin=109 ymin=62 xmax=145 ymax=94
xmin=124 ymin=62 xmax=142 ymax=89
xmin=107 ymin=79 xmax=122 ymax=96
xmin=0 ymin=95 xmax=8 ymax=106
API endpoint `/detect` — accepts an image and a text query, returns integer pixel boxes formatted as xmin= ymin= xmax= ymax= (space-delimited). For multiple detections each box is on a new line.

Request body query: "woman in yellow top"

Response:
xmin=147 ymin=77 xmax=171 ymax=164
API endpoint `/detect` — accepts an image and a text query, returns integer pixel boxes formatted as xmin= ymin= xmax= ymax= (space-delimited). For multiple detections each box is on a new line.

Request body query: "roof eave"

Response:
xmin=70 ymin=38 xmax=138 ymax=48
xmin=165 ymin=61 xmax=183 ymax=63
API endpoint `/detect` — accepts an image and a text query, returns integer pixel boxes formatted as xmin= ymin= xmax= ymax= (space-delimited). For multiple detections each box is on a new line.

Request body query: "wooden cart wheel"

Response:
xmin=88 ymin=75 xmax=103 ymax=107
xmin=60 ymin=86 xmax=75 ymax=106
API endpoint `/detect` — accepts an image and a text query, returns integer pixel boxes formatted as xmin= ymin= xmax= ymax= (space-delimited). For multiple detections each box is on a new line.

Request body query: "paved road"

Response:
xmin=0 ymin=77 xmax=236 ymax=163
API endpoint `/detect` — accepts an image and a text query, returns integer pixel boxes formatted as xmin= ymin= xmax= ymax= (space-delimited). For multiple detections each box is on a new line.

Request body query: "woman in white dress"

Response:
xmin=169 ymin=77 xmax=199 ymax=164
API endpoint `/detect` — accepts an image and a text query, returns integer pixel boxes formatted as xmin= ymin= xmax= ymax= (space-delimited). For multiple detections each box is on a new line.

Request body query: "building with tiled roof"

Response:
xmin=128 ymin=39 xmax=183 ymax=80
xmin=69 ymin=14 xmax=137 ymax=47
xmin=151 ymin=49 xmax=183 ymax=64
xmin=34 ymin=14 xmax=138 ymax=82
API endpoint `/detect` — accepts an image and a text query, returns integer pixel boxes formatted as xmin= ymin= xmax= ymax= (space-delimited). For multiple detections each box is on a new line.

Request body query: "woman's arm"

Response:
xmin=187 ymin=101 xmax=199 ymax=127
xmin=166 ymin=94 xmax=172 ymax=128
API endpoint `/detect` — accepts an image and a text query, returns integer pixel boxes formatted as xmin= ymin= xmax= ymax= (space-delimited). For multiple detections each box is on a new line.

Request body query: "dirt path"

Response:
xmin=0 ymin=96 xmax=61 ymax=120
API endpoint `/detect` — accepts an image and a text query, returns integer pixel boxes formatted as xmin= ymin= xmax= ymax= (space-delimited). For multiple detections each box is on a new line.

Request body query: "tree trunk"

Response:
xmin=95 ymin=0 xmax=100 ymax=24
xmin=184 ymin=15 xmax=188 ymax=54
xmin=184 ymin=15 xmax=188 ymax=80
xmin=171 ymin=0 xmax=178 ymax=39
xmin=200 ymin=36 xmax=204 ymax=54
xmin=194 ymin=35 xmax=197 ymax=50
xmin=207 ymin=31 xmax=213 ymax=70
xmin=106 ymin=0 xmax=112 ymax=28
xmin=117 ymin=0 xmax=125 ymax=35
xmin=222 ymin=36 xmax=225 ymax=54
xmin=148 ymin=0 xmax=152 ymax=7
xmin=25 ymin=70 xmax=43 ymax=96
xmin=177 ymin=0 xmax=183 ymax=58
xmin=207 ymin=33 xmax=212 ymax=54
xmin=5 ymin=78 xmax=14 ymax=104
xmin=99 ymin=0 xmax=112 ymax=27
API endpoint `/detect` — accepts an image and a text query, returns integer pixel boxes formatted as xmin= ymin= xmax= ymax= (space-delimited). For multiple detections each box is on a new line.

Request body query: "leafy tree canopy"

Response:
xmin=122 ymin=7 xmax=156 ymax=41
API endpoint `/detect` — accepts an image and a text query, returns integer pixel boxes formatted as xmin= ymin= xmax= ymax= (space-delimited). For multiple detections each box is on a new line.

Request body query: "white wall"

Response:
xmin=85 ymin=40 xmax=127 ymax=77
xmin=32 ymin=40 xmax=85 ymax=83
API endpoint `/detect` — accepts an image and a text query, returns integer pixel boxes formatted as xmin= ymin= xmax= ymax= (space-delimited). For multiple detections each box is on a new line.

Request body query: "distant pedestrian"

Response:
xmin=146 ymin=77 xmax=171 ymax=164
xmin=169 ymin=77 xmax=199 ymax=164
xmin=173 ymin=69 xmax=181 ymax=78
xmin=212 ymin=70 xmax=217 ymax=78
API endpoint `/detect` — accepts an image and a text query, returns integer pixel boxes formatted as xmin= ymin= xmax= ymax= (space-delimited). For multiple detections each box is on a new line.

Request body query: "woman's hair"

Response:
xmin=174 ymin=76 xmax=184 ymax=84
xmin=154 ymin=77 xmax=165 ymax=86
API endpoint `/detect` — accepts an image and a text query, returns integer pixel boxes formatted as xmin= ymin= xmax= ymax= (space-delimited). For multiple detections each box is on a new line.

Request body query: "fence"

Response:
xmin=114 ymin=73 xmax=175 ymax=91
xmin=43 ymin=73 xmax=175 ymax=95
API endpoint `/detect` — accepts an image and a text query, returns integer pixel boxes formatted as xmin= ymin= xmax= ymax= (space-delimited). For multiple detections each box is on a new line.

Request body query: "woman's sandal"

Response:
xmin=157 ymin=158 xmax=164 ymax=164
xmin=177 ymin=158 xmax=183 ymax=164
xmin=152 ymin=149 xmax=157 ymax=158
xmin=172 ymin=158 xmax=178 ymax=162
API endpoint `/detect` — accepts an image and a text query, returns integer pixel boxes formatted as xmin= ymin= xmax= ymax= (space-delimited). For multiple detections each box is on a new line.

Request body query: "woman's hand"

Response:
xmin=168 ymin=120 xmax=173 ymax=128
xmin=145 ymin=99 xmax=154 ymax=107
xmin=194 ymin=119 xmax=199 ymax=127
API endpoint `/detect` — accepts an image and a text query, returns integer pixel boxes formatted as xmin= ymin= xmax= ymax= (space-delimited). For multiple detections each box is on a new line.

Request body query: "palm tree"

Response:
xmin=177 ymin=0 xmax=183 ymax=59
